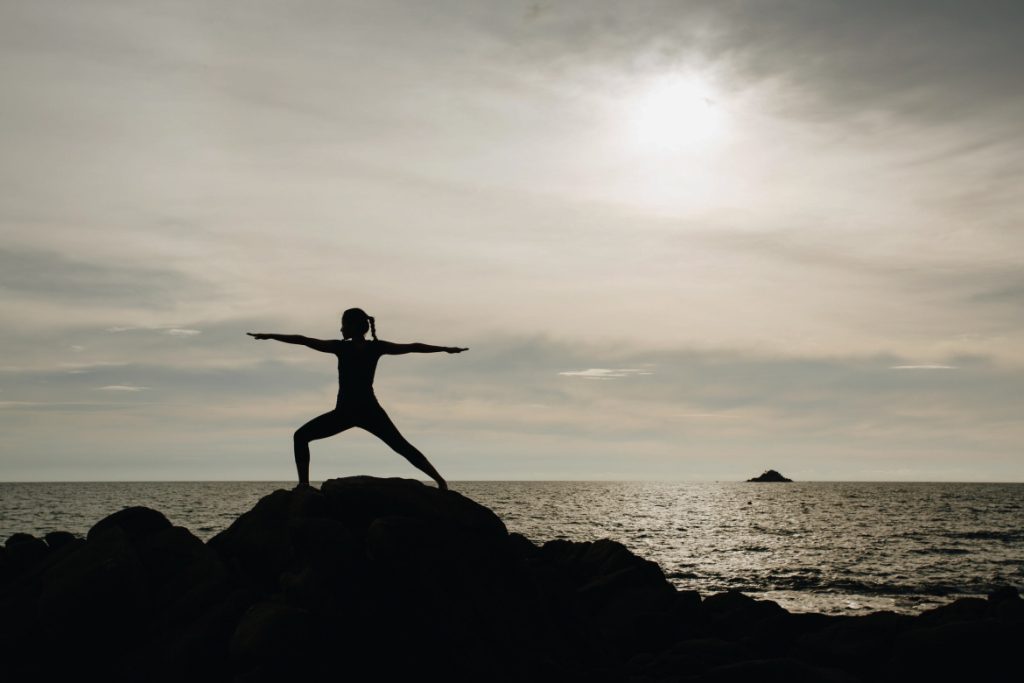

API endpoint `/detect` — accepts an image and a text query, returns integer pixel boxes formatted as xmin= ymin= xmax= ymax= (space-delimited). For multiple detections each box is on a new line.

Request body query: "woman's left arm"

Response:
xmin=378 ymin=341 xmax=468 ymax=355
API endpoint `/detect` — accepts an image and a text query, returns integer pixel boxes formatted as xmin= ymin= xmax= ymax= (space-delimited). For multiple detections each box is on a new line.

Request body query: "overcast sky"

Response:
xmin=2 ymin=1 xmax=1022 ymax=481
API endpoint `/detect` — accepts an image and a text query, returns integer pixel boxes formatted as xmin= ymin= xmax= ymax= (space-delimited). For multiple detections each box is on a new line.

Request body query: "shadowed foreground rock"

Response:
xmin=1 ymin=476 xmax=1020 ymax=682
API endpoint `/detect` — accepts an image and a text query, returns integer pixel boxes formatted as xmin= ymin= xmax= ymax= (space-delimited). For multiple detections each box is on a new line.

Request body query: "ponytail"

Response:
xmin=367 ymin=315 xmax=378 ymax=341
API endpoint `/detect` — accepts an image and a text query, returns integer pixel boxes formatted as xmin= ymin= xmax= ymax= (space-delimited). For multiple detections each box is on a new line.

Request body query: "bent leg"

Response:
xmin=294 ymin=410 xmax=355 ymax=485
xmin=360 ymin=408 xmax=448 ymax=490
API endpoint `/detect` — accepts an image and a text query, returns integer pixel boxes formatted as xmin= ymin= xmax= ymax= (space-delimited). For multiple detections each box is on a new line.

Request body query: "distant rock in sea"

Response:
xmin=1 ymin=476 xmax=1020 ymax=682
xmin=747 ymin=469 xmax=793 ymax=482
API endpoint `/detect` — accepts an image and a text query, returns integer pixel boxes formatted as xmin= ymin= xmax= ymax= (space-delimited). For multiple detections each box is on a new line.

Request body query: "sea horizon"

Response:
xmin=3 ymin=478 xmax=1022 ymax=484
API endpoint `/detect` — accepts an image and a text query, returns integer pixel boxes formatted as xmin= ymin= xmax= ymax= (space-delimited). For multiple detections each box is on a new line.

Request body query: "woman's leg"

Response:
xmin=360 ymin=407 xmax=448 ymax=490
xmin=294 ymin=410 xmax=355 ymax=486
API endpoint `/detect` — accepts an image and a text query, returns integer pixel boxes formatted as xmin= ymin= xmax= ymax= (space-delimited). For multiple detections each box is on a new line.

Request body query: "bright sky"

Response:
xmin=2 ymin=1 xmax=1022 ymax=481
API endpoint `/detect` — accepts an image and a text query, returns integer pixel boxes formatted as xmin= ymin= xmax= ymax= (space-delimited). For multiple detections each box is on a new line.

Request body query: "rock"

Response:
xmin=701 ymin=657 xmax=861 ymax=682
xmin=702 ymin=590 xmax=792 ymax=644
xmin=229 ymin=601 xmax=316 ymax=674
xmin=136 ymin=525 xmax=227 ymax=613
xmin=890 ymin=617 xmax=1020 ymax=681
xmin=537 ymin=539 xmax=680 ymax=656
xmin=4 ymin=532 xmax=43 ymax=549
xmin=920 ymin=596 xmax=988 ymax=624
xmin=985 ymin=586 xmax=1024 ymax=621
xmin=43 ymin=531 xmax=77 ymax=550
xmin=703 ymin=590 xmax=787 ymax=622
xmin=208 ymin=486 xmax=326 ymax=590
xmin=703 ymin=590 xmax=760 ymax=615
xmin=3 ymin=533 xmax=49 ymax=577
xmin=35 ymin=525 xmax=151 ymax=645
xmin=642 ymin=637 xmax=754 ymax=674
xmin=746 ymin=469 xmax=793 ymax=482
xmin=987 ymin=585 xmax=1020 ymax=604
xmin=507 ymin=531 xmax=539 ymax=558
xmin=88 ymin=506 xmax=173 ymax=543
xmin=668 ymin=589 xmax=713 ymax=645
xmin=799 ymin=610 xmax=913 ymax=677
xmin=1 ymin=476 xmax=1021 ymax=683
xmin=320 ymin=475 xmax=507 ymax=537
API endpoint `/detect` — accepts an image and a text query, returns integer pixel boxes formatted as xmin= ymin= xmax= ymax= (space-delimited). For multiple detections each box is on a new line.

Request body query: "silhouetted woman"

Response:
xmin=248 ymin=308 xmax=466 ymax=490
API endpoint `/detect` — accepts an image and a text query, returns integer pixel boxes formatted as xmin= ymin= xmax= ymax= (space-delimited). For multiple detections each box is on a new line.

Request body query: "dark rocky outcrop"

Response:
xmin=1 ymin=476 xmax=1019 ymax=682
xmin=747 ymin=469 xmax=793 ymax=482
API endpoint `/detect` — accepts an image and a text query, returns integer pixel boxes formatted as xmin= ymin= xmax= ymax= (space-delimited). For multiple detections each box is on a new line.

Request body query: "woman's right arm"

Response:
xmin=247 ymin=333 xmax=336 ymax=352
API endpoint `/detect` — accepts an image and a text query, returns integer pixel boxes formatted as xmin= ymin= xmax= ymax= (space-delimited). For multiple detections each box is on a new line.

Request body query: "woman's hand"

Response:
xmin=247 ymin=333 xmax=271 ymax=340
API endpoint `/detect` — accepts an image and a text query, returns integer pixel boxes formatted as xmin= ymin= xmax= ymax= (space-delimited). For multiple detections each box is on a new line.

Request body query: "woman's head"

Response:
xmin=341 ymin=308 xmax=377 ymax=340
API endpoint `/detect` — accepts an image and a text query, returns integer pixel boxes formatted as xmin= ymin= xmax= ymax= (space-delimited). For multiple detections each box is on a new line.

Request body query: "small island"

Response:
xmin=747 ymin=469 xmax=793 ymax=482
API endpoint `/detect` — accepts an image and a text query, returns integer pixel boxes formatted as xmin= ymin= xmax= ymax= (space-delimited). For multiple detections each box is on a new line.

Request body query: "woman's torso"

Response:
xmin=335 ymin=339 xmax=383 ymax=404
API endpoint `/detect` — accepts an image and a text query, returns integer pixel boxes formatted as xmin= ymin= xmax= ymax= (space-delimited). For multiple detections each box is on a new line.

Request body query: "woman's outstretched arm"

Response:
xmin=378 ymin=341 xmax=468 ymax=355
xmin=247 ymin=333 xmax=337 ymax=353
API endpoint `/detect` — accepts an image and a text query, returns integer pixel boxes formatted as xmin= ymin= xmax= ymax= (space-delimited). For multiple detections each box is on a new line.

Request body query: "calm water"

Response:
xmin=2 ymin=481 xmax=1021 ymax=615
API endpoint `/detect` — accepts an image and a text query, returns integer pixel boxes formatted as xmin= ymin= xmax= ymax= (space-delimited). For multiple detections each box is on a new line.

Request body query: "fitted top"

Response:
xmin=334 ymin=339 xmax=383 ymax=403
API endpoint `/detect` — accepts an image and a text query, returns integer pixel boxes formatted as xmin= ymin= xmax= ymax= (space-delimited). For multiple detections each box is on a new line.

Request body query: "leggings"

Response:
xmin=293 ymin=399 xmax=439 ymax=483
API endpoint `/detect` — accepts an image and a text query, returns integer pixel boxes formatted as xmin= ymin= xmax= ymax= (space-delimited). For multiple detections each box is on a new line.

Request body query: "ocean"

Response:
xmin=2 ymin=480 xmax=1021 ymax=616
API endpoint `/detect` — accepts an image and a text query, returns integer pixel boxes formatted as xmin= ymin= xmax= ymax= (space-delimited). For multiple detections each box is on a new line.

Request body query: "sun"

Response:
xmin=626 ymin=74 xmax=724 ymax=154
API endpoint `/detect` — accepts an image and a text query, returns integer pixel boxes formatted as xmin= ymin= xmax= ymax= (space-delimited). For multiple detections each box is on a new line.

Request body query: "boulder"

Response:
xmin=44 ymin=531 xmax=78 ymax=550
xmin=35 ymin=525 xmax=151 ymax=645
xmin=320 ymin=475 xmax=507 ymax=537
xmin=920 ymin=596 xmax=988 ymax=624
xmin=208 ymin=486 xmax=326 ymax=590
xmin=988 ymin=585 xmax=1021 ymax=604
xmin=3 ymin=533 xmax=49 ymax=577
xmin=536 ymin=539 xmax=680 ymax=656
xmin=88 ymin=505 xmax=173 ymax=543
xmin=229 ymin=600 xmax=316 ymax=674
xmin=798 ymin=610 xmax=913 ymax=676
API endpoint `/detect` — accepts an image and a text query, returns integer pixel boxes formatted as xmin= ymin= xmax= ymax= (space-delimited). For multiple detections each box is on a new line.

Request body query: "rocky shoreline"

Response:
xmin=1 ymin=476 xmax=1019 ymax=682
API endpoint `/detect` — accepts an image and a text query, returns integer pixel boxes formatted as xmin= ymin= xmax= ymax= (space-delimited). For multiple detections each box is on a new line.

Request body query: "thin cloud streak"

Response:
xmin=558 ymin=368 xmax=655 ymax=380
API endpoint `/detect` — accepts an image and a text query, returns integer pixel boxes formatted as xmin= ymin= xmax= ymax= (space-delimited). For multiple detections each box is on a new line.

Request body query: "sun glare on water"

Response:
xmin=627 ymin=74 xmax=724 ymax=154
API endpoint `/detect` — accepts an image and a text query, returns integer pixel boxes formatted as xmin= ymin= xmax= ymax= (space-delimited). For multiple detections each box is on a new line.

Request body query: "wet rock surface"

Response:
xmin=1 ymin=476 xmax=1019 ymax=682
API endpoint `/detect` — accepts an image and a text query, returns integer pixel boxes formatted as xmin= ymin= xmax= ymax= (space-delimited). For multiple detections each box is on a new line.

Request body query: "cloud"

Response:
xmin=1 ymin=334 xmax=1021 ymax=479
xmin=107 ymin=326 xmax=203 ymax=336
xmin=498 ymin=1 xmax=1024 ymax=127
xmin=558 ymin=368 xmax=654 ymax=380
xmin=0 ymin=400 xmax=141 ymax=412
xmin=707 ymin=2 xmax=1024 ymax=123
xmin=0 ymin=248 xmax=202 ymax=309
xmin=64 ymin=362 xmax=129 ymax=375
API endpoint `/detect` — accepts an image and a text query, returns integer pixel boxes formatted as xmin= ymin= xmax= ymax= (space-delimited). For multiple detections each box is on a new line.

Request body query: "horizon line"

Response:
xmin=1 ymin=478 xmax=1021 ymax=485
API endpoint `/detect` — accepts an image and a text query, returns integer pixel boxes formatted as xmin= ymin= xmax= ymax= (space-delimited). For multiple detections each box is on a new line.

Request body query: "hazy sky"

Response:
xmin=2 ymin=1 xmax=1022 ymax=481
